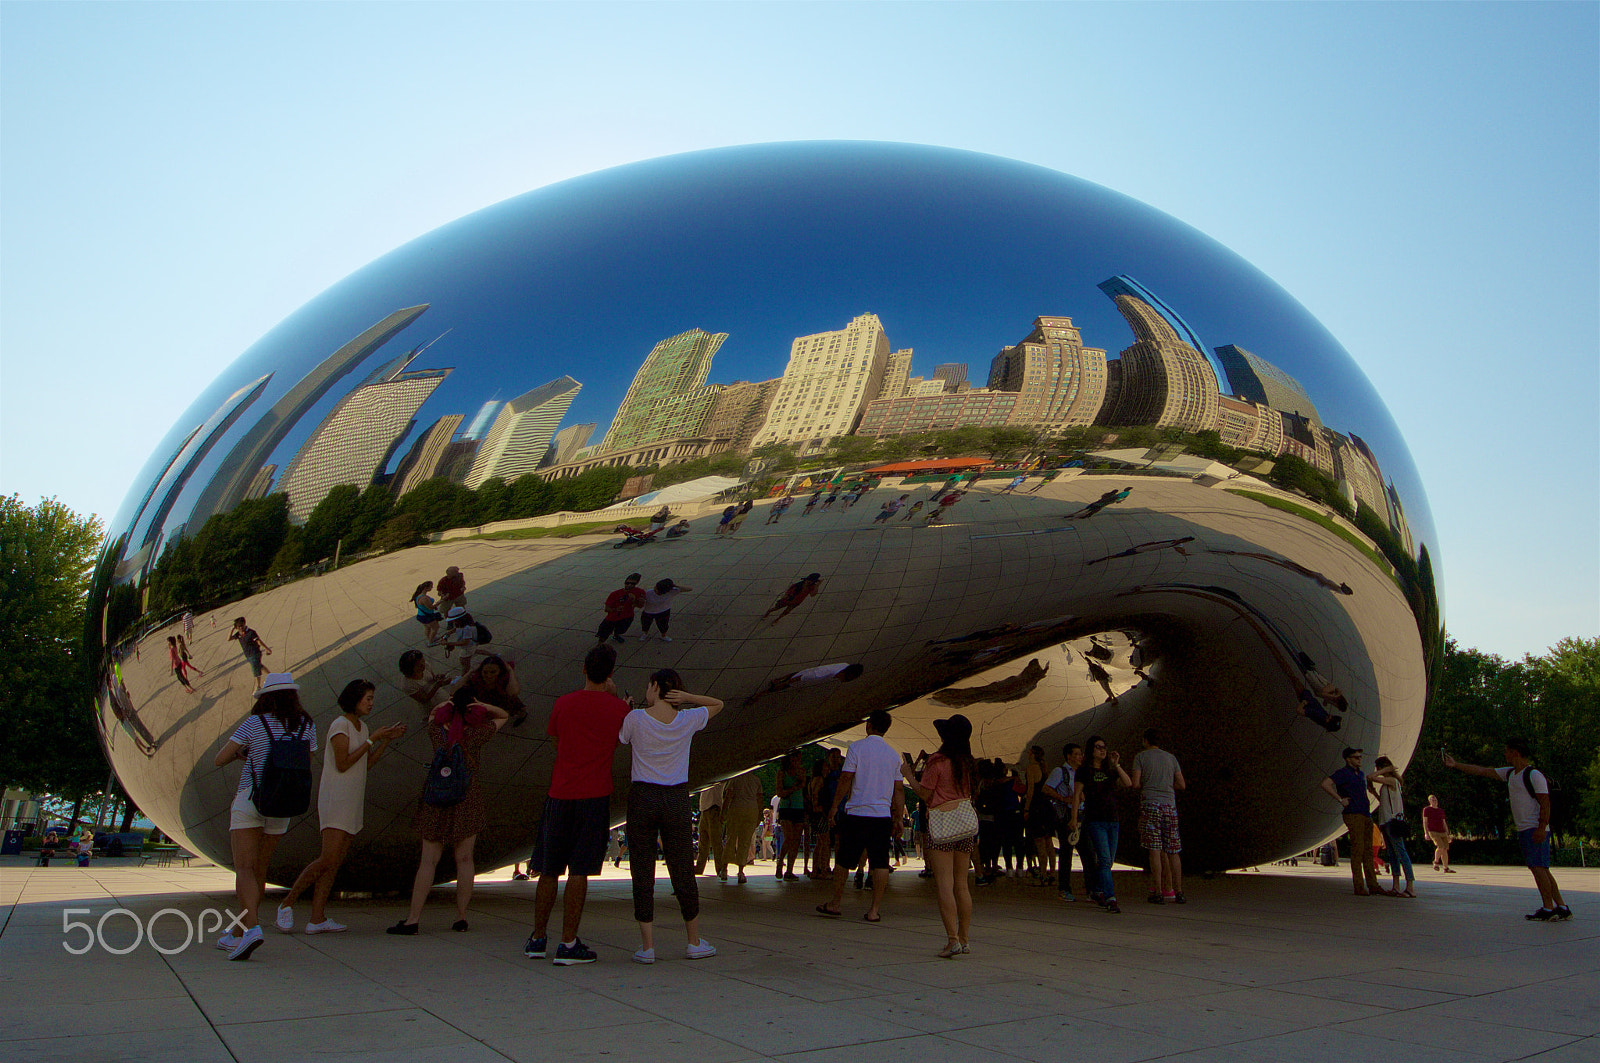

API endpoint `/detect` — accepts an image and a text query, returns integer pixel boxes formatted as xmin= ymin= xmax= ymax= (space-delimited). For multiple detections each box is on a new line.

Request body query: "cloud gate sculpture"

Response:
xmin=88 ymin=142 xmax=1441 ymax=887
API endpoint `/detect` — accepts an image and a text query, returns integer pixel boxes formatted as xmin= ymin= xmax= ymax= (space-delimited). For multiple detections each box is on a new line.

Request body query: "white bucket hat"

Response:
xmin=253 ymin=673 xmax=299 ymax=697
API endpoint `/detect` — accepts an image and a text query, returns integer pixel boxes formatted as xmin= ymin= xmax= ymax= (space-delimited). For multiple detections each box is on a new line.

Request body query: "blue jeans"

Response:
xmin=1086 ymin=820 xmax=1119 ymax=900
xmin=1379 ymin=821 xmax=1414 ymax=884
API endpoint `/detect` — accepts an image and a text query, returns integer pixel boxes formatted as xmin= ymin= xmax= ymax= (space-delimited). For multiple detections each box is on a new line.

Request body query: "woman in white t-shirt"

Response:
xmin=619 ymin=667 xmax=723 ymax=963
xmin=211 ymin=672 xmax=318 ymax=960
xmin=638 ymin=579 xmax=692 ymax=642
xmin=276 ymin=679 xmax=406 ymax=934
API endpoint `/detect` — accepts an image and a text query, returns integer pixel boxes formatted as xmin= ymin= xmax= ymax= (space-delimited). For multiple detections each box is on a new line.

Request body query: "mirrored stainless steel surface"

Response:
xmin=88 ymin=142 xmax=1440 ymax=885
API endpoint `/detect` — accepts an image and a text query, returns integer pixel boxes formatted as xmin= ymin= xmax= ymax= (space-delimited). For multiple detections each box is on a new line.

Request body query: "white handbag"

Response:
xmin=927 ymin=798 xmax=979 ymax=843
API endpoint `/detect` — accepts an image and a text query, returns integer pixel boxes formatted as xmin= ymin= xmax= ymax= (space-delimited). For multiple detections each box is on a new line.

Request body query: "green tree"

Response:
xmin=346 ymin=484 xmax=394 ymax=551
xmin=0 ymin=496 xmax=107 ymax=796
xmin=300 ymin=483 xmax=362 ymax=562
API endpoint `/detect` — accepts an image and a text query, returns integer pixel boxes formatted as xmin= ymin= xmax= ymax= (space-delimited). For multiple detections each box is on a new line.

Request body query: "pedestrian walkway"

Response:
xmin=1 ymin=857 xmax=1594 ymax=1062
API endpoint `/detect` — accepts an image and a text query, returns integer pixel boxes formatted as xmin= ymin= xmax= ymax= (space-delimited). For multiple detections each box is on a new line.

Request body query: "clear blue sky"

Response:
xmin=3 ymin=2 xmax=1595 ymax=660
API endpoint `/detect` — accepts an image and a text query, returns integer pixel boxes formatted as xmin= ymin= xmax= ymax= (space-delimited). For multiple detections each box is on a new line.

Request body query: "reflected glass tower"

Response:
xmin=1216 ymin=343 xmax=1323 ymax=429
xmin=1099 ymin=280 xmax=1221 ymax=431
xmin=464 ymin=376 xmax=582 ymax=487
xmin=600 ymin=328 xmax=726 ymax=454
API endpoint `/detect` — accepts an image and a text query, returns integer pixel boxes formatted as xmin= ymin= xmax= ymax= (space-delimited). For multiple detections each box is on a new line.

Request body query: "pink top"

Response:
xmin=920 ymin=753 xmax=971 ymax=808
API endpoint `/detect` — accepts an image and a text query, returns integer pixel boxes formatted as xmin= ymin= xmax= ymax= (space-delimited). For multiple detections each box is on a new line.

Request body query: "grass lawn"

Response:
xmin=1224 ymin=489 xmax=1394 ymax=577
xmin=467 ymin=519 xmax=620 ymax=542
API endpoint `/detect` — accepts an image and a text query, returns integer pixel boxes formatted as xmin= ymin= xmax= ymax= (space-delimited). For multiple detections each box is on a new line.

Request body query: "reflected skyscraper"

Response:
xmin=1099 ymin=279 xmax=1220 ymax=432
xmin=879 ymin=349 xmax=914 ymax=400
xmin=1216 ymin=344 xmax=1322 ymax=430
xmin=753 ymin=313 xmax=892 ymax=450
xmin=462 ymin=399 xmax=503 ymax=440
xmin=188 ymin=305 xmax=430 ymax=524
xmin=464 ymin=376 xmax=582 ymax=487
xmin=278 ymin=350 xmax=451 ymax=520
xmin=392 ymin=414 xmax=466 ymax=495
xmin=600 ymin=328 xmax=726 ymax=454
xmin=543 ymin=422 xmax=596 ymax=467
xmin=988 ymin=316 xmax=1109 ymax=429
xmin=702 ymin=380 xmax=780 ymax=453
xmin=932 ymin=363 xmax=969 ymax=391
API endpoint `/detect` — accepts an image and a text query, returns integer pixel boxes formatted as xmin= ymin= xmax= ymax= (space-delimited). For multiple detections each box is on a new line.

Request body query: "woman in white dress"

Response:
xmin=276 ymin=679 xmax=406 ymax=933
xmin=620 ymin=667 xmax=723 ymax=964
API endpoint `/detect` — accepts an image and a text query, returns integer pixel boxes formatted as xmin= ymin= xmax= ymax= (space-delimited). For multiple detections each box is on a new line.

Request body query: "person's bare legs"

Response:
xmin=307 ymin=829 xmax=352 ymax=923
xmin=953 ymin=851 xmax=972 ymax=945
xmin=561 ymin=875 xmax=589 ymax=941
xmin=404 ymin=840 xmax=445 ymax=924
xmin=928 ymin=849 xmax=960 ymax=952
xmin=780 ymin=825 xmax=802 ymax=876
xmin=452 ymin=836 xmax=477 ymax=921
xmin=1530 ymin=866 xmax=1565 ymax=910
xmin=229 ymin=828 xmax=280 ymax=930
xmin=1164 ymin=850 xmax=1183 ymax=897
xmin=866 ymin=866 xmax=889 ymax=919
xmin=533 ymin=873 xmax=560 ymax=939
xmin=824 ymin=863 xmax=849 ymax=913
xmin=1146 ymin=847 xmax=1165 ymax=895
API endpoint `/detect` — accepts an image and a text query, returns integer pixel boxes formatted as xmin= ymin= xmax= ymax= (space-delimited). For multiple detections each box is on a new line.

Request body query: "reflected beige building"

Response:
xmin=879 ymin=348 xmax=914 ymax=400
xmin=752 ymin=313 xmax=892 ymax=451
xmin=278 ymin=351 xmax=451 ymax=521
xmin=703 ymin=379 xmax=781 ymax=452
xmin=1101 ymin=291 xmax=1220 ymax=432
xmin=988 ymin=316 xmax=1108 ymax=429
xmin=392 ymin=414 xmax=465 ymax=495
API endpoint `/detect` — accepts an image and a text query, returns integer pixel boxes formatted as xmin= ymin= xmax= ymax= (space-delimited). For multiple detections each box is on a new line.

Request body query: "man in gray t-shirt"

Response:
xmin=1130 ymin=729 xmax=1186 ymax=904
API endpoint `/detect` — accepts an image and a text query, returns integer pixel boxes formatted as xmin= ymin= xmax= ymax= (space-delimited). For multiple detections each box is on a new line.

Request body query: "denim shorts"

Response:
xmin=1517 ymin=827 xmax=1551 ymax=869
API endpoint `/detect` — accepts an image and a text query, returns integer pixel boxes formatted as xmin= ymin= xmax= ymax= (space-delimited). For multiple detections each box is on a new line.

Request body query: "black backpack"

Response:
xmin=424 ymin=726 xmax=472 ymax=808
xmin=249 ymin=715 xmax=313 ymax=817
xmin=1517 ymin=767 xmax=1564 ymax=829
xmin=473 ymin=622 xmax=492 ymax=645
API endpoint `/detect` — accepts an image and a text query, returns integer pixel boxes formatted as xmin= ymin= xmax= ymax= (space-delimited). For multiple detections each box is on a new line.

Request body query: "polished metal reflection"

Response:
xmin=88 ymin=142 xmax=1441 ymax=886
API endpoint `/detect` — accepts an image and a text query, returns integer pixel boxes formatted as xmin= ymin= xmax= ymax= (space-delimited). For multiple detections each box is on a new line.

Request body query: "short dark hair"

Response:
xmin=233 ymin=617 xmax=247 ymax=627
xmin=1504 ymin=736 xmax=1532 ymax=757
xmin=1373 ymin=755 xmax=1393 ymax=770
xmin=625 ymin=572 xmax=641 ymax=584
xmin=1341 ymin=747 xmax=1363 ymax=760
xmin=866 ymin=709 xmax=892 ymax=735
xmin=337 ymin=679 xmax=375 ymax=713
xmin=1143 ymin=728 xmax=1160 ymax=746
xmin=398 ymin=649 xmax=424 ymax=677
xmin=584 ymin=644 xmax=617 ymax=683
xmin=1062 ymin=742 xmax=1082 ymax=759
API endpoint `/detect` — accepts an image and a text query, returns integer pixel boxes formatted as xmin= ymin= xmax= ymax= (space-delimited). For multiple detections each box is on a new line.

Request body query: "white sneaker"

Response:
xmin=275 ymin=905 xmax=294 ymax=932
xmin=639 ymin=633 xmax=651 ymax=642
xmin=686 ymin=939 xmax=716 ymax=960
xmin=658 ymin=635 xmax=673 ymax=642
xmin=215 ymin=932 xmax=240 ymax=951
xmin=305 ymin=919 xmax=347 ymax=935
xmin=228 ymin=925 xmax=264 ymax=961
xmin=631 ymin=947 xmax=656 ymax=964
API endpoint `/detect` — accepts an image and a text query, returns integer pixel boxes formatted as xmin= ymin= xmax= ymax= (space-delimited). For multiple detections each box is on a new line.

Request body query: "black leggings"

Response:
xmin=640 ymin=610 xmax=671 ymax=634
xmin=626 ymin=782 xmax=699 ymax=923
xmin=596 ymin=616 xmax=634 ymax=640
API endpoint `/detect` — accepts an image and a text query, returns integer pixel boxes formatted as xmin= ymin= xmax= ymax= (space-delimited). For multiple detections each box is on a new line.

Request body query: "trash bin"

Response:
xmin=1 ymin=829 xmax=24 ymax=856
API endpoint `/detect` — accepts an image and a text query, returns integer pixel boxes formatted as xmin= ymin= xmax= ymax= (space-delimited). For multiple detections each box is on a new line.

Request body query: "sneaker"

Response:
xmin=737 ymin=871 xmax=746 ymax=884
xmin=612 ymin=635 xmax=626 ymax=644
xmin=215 ymin=932 xmax=240 ymax=951
xmin=718 ymin=873 xmax=727 ymax=882
xmin=1106 ymin=899 xmax=1122 ymax=914
xmin=305 ymin=919 xmax=347 ymax=934
xmin=1173 ymin=892 xmax=1187 ymax=904
xmin=658 ymin=635 xmax=673 ymax=643
xmin=523 ymin=934 xmax=547 ymax=958
xmin=686 ymin=939 xmax=717 ymax=960
xmin=1059 ymin=891 xmax=1074 ymax=902
xmin=1526 ymin=908 xmax=1556 ymax=921
xmin=228 ymin=925 xmax=264 ymax=960
xmin=639 ymin=633 xmax=651 ymax=642
xmin=632 ymin=947 xmax=656 ymax=964
xmin=554 ymin=939 xmax=597 ymax=965
xmin=512 ymin=872 xmax=529 ymax=881
xmin=1551 ymin=906 xmax=1573 ymax=921
xmin=275 ymin=905 xmax=294 ymax=932
xmin=1146 ymin=893 xmax=1164 ymax=904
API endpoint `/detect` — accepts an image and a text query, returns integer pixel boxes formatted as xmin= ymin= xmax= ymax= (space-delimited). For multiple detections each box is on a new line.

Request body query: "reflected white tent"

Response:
xmin=605 ymin=474 xmax=746 ymax=509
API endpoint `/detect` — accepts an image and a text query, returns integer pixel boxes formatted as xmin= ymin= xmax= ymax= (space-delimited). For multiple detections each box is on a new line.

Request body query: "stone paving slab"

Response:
xmin=0 ymin=856 xmax=1595 ymax=1062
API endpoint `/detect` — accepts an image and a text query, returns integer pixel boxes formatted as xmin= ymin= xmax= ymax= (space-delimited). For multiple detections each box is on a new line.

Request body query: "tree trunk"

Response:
xmin=119 ymin=804 xmax=136 ymax=832
xmin=67 ymin=794 xmax=84 ymax=831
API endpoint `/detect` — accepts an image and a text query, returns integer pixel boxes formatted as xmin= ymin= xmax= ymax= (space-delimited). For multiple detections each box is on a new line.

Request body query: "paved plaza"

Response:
xmin=2 ymin=856 xmax=1594 ymax=1063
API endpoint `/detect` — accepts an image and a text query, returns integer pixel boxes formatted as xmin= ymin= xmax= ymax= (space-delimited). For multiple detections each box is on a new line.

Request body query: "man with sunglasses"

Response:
xmin=1320 ymin=748 xmax=1382 ymax=896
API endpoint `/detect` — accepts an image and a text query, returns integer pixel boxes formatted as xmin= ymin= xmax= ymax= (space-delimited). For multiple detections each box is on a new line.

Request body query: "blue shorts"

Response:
xmin=1517 ymin=827 xmax=1551 ymax=869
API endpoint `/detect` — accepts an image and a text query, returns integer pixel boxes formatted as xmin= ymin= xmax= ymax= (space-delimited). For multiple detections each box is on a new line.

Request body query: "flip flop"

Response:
xmin=815 ymin=904 xmax=842 ymax=917
xmin=861 ymin=912 xmax=881 ymax=923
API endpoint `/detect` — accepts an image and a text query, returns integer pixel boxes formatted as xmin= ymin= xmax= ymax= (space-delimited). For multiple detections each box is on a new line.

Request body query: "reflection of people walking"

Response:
xmin=761 ymin=573 xmax=823 ymax=625
xmin=639 ymin=579 xmax=690 ymax=642
xmin=167 ymin=636 xmax=197 ymax=693
xmin=436 ymin=566 xmax=467 ymax=611
xmin=1086 ymin=537 xmax=1195 ymax=565
xmin=227 ymin=617 xmax=272 ymax=691
xmin=1027 ymin=469 xmax=1060 ymax=493
xmin=597 ymin=574 xmax=646 ymax=644
xmin=873 ymin=495 xmax=908 ymax=523
xmin=1065 ymin=487 xmax=1131 ymax=520
xmin=766 ymin=495 xmax=794 ymax=524
xmin=724 ymin=500 xmax=753 ymax=535
xmin=411 ymin=582 xmax=444 ymax=644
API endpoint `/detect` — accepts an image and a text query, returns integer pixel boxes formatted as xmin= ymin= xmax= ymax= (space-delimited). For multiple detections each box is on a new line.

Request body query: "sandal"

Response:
xmin=937 ymin=940 xmax=961 ymax=959
xmin=815 ymin=904 xmax=842 ymax=918
xmin=861 ymin=912 xmax=881 ymax=923
xmin=1398 ymin=888 xmax=1416 ymax=898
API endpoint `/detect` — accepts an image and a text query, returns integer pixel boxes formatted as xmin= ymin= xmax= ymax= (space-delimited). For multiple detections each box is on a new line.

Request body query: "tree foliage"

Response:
xmin=0 ymin=496 xmax=107 ymax=795
xmin=1405 ymin=637 xmax=1600 ymax=841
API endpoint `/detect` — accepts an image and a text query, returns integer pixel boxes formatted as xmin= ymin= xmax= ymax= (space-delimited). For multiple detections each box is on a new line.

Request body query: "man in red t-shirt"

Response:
xmin=596 ymin=573 xmax=646 ymax=644
xmin=1422 ymin=794 xmax=1453 ymax=872
xmin=526 ymin=644 xmax=631 ymax=965
xmin=436 ymin=566 xmax=467 ymax=610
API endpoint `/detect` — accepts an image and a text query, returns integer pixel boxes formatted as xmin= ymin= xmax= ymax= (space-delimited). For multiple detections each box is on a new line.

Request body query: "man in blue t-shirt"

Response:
xmin=1319 ymin=748 xmax=1380 ymax=896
